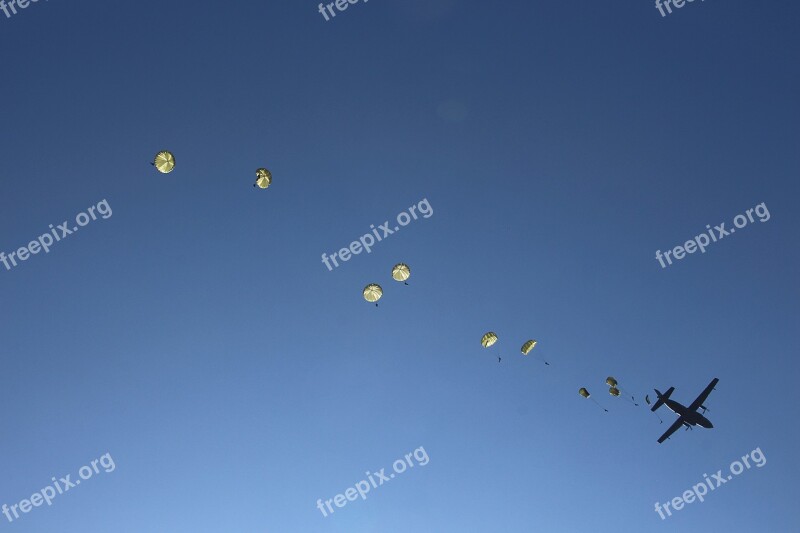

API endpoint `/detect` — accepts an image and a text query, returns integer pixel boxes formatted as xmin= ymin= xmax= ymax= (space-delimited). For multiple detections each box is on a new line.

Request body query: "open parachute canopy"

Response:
xmin=255 ymin=168 xmax=272 ymax=189
xmin=521 ymin=339 xmax=537 ymax=355
xmin=579 ymin=388 xmax=591 ymax=399
xmin=392 ymin=263 xmax=411 ymax=282
xmin=363 ymin=283 xmax=383 ymax=303
xmin=481 ymin=332 xmax=498 ymax=348
xmin=606 ymin=377 xmax=618 ymax=388
xmin=609 ymin=387 xmax=621 ymax=397
xmin=153 ymin=151 xmax=175 ymax=174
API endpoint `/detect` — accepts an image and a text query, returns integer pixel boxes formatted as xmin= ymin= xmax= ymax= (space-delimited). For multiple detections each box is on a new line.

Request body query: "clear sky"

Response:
xmin=1 ymin=1 xmax=799 ymax=532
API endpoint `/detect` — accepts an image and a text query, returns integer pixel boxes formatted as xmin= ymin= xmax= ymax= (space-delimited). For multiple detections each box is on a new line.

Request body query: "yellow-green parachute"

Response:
xmin=363 ymin=284 xmax=383 ymax=303
xmin=521 ymin=339 xmax=537 ymax=355
xmin=153 ymin=151 xmax=175 ymax=174
xmin=481 ymin=332 xmax=498 ymax=348
xmin=255 ymin=168 xmax=272 ymax=189
xmin=606 ymin=377 xmax=639 ymax=406
xmin=392 ymin=263 xmax=411 ymax=282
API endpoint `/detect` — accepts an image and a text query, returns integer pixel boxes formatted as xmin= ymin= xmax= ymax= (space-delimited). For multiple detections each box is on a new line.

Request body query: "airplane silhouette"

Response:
xmin=651 ymin=378 xmax=718 ymax=444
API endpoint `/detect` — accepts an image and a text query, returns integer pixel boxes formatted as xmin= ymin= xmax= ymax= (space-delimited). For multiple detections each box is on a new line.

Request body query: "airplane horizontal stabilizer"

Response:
xmin=651 ymin=387 xmax=674 ymax=412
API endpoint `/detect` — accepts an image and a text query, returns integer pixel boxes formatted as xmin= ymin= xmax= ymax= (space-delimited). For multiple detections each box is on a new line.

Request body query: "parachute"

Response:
xmin=392 ymin=263 xmax=411 ymax=284
xmin=606 ymin=377 xmax=639 ymax=406
xmin=254 ymin=168 xmax=272 ymax=189
xmin=363 ymin=284 xmax=382 ymax=305
xmin=579 ymin=387 xmax=608 ymax=412
xmin=481 ymin=332 xmax=498 ymax=348
xmin=521 ymin=340 xmax=537 ymax=355
xmin=153 ymin=151 xmax=175 ymax=174
xmin=521 ymin=339 xmax=549 ymax=364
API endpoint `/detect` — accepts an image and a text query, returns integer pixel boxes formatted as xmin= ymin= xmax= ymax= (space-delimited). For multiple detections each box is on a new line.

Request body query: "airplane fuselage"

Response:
xmin=663 ymin=399 xmax=713 ymax=428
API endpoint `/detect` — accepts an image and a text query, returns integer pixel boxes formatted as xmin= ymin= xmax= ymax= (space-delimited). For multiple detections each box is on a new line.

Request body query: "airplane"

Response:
xmin=651 ymin=378 xmax=719 ymax=444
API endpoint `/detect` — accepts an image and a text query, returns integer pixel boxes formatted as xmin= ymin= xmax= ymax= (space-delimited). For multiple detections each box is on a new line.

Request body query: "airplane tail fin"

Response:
xmin=651 ymin=387 xmax=674 ymax=412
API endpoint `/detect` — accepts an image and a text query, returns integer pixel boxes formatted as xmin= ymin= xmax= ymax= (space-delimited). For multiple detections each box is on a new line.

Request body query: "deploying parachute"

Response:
xmin=521 ymin=340 xmax=537 ymax=355
xmin=392 ymin=263 xmax=410 ymax=284
xmin=254 ymin=168 xmax=272 ymax=189
xmin=481 ymin=332 xmax=498 ymax=348
xmin=363 ymin=284 xmax=383 ymax=305
xmin=153 ymin=151 xmax=175 ymax=174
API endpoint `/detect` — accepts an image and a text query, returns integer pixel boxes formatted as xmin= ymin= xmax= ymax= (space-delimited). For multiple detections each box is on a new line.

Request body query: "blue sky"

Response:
xmin=1 ymin=0 xmax=799 ymax=531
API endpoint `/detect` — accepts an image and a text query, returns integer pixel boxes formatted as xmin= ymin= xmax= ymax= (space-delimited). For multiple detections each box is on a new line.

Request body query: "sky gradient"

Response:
xmin=1 ymin=1 xmax=799 ymax=531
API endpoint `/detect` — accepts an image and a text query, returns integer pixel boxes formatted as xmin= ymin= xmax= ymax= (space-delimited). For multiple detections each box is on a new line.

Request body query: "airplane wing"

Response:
xmin=658 ymin=418 xmax=685 ymax=443
xmin=688 ymin=378 xmax=719 ymax=412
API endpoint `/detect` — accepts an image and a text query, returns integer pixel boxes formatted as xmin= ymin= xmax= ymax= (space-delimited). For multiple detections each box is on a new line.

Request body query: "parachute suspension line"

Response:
xmin=591 ymin=398 xmax=609 ymax=412
xmin=520 ymin=340 xmax=549 ymax=366
xmin=617 ymin=386 xmax=639 ymax=406
xmin=607 ymin=378 xmax=639 ymax=407
xmin=621 ymin=395 xmax=638 ymax=407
